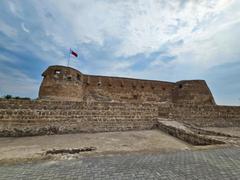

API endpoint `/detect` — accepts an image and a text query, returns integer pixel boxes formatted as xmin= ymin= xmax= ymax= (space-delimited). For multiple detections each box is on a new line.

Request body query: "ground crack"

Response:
xmin=45 ymin=147 xmax=96 ymax=155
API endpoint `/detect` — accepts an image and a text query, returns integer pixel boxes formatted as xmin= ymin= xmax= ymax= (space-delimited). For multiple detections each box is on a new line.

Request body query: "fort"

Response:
xmin=0 ymin=65 xmax=240 ymax=137
xmin=39 ymin=65 xmax=215 ymax=105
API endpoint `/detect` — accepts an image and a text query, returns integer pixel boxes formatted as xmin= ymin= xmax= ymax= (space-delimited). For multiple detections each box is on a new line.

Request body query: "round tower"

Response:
xmin=39 ymin=65 xmax=84 ymax=101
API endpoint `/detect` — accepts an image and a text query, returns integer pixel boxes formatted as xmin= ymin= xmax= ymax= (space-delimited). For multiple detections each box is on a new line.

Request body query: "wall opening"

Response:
xmin=133 ymin=94 xmax=138 ymax=99
xmin=77 ymin=74 xmax=81 ymax=81
xmin=54 ymin=70 xmax=61 ymax=74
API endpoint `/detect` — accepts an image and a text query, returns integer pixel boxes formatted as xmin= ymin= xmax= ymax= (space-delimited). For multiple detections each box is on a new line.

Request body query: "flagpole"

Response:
xmin=67 ymin=48 xmax=71 ymax=67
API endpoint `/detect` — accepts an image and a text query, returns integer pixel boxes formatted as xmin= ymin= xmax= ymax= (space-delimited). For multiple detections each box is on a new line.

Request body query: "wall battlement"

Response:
xmin=39 ymin=65 xmax=215 ymax=105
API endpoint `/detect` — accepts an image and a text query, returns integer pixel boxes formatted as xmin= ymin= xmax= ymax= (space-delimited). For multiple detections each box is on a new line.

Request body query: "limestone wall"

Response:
xmin=39 ymin=66 xmax=84 ymax=101
xmin=0 ymin=99 xmax=159 ymax=136
xmin=171 ymin=104 xmax=240 ymax=127
xmin=1 ymin=99 xmax=239 ymax=137
xmin=39 ymin=65 xmax=215 ymax=105
xmin=82 ymin=75 xmax=174 ymax=103
xmin=172 ymin=80 xmax=215 ymax=105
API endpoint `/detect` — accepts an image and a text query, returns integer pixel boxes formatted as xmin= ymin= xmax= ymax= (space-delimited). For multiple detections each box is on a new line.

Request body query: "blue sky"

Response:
xmin=0 ymin=0 xmax=240 ymax=105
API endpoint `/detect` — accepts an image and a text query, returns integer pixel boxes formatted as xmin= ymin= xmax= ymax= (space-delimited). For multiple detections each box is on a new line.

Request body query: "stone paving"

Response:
xmin=0 ymin=147 xmax=240 ymax=180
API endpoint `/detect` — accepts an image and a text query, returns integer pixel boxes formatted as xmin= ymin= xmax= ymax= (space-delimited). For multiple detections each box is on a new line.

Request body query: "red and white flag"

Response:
xmin=70 ymin=49 xmax=78 ymax=58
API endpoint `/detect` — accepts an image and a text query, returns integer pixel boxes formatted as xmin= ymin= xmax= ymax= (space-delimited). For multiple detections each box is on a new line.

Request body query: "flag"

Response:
xmin=70 ymin=49 xmax=78 ymax=58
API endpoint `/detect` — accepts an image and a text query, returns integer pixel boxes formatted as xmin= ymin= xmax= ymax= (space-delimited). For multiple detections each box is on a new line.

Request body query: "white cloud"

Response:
xmin=0 ymin=54 xmax=17 ymax=64
xmin=29 ymin=0 xmax=127 ymax=48
xmin=116 ymin=0 xmax=236 ymax=57
xmin=0 ymin=66 xmax=39 ymax=98
xmin=0 ymin=20 xmax=17 ymax=37
xmin=7 ymin=0 xmax=25 ymax=18
xmin=8 ymin=1 xmax=18 ymax=16
xmin=29 ymin=0 xmax=239 ymax=66
xmin=21 ymin=22 xmax=30 ymax=33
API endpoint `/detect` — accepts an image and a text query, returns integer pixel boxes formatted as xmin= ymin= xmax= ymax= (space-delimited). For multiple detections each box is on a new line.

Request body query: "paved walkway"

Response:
xmin=0 ymin=147 xmax=240 ymax=179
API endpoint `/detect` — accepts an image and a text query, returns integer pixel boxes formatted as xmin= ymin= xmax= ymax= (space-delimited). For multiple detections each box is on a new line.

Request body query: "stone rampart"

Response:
xmin=0 ymin=99 xmax=240 ymax=137
xmin=39 ymin=65 xmax=215 ymax=105
xmin=0 ymin=99 xmax=160 ymax=136
xmin=171 ymin=104 xmax=240 ymax=127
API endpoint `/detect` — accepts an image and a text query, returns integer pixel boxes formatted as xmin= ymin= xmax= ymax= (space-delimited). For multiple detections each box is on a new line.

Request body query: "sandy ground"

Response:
xmin=0 ymin=130 xmax=195 ymax=163
xmin=0 ymin=129 xmax=230 ymax=164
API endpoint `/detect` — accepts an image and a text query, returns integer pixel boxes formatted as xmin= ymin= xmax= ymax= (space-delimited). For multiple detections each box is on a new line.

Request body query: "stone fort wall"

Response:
xmin=39 ymin=65 xmax=215 ymax=105
xmin=0 ymin=65 xmax=239 ymax=137
xmin=171 ymin=104 xmax=240 ymax=127
xmin=0 ymin=99 xmax=159 ymax=136
xmin=0 ymin=99 xmax=240 ymax=137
